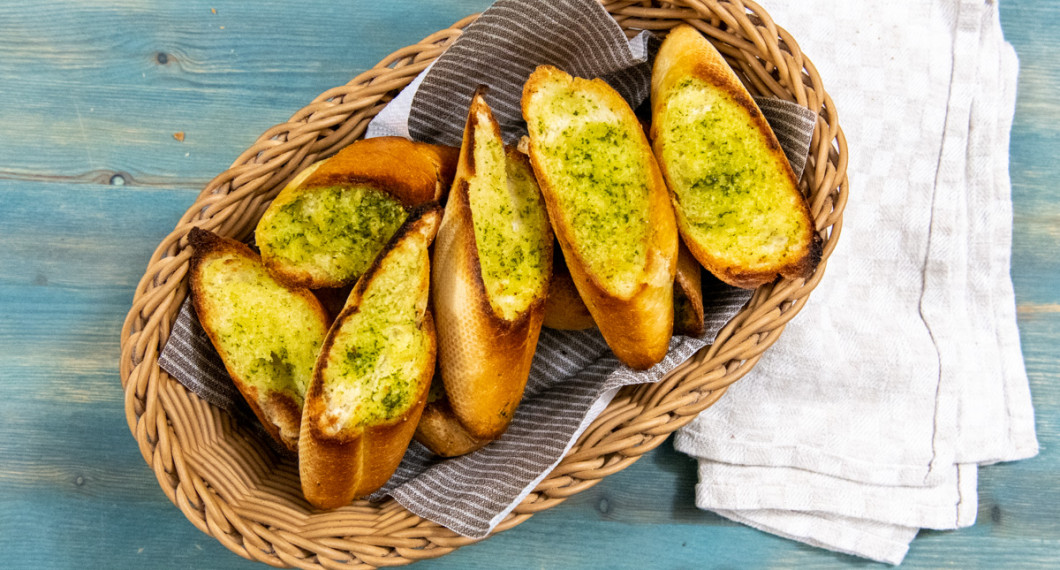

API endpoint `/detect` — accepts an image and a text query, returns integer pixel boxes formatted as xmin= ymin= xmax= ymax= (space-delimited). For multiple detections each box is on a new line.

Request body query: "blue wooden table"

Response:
xmin=1 ymin=1 xmax=1056 ymax=567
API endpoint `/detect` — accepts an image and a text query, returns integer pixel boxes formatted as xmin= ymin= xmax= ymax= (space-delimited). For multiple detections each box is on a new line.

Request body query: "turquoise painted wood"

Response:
xmin=1 ymin=0 xmax=1056 ymax=568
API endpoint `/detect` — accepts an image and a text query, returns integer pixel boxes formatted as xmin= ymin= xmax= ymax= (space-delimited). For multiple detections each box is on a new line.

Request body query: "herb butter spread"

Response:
xmin=319 ymin=232 xmax=430 ymax=432
xmin=199 ymin=253 xmax=326 ymax=406
xmin=468 ymin=115 xmax=551 ymax=320
xmin=659 ymin=77 xmax=809 ymax=268
xmin=526 ymin=80 xmax=650 ymax=296
xmin=257 ymin=184 xmax=408 ymax=285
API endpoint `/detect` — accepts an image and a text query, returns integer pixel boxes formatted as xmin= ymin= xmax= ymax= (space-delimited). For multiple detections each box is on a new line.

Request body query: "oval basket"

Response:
xmin=119 ymin=0 xmax=848 ymax=567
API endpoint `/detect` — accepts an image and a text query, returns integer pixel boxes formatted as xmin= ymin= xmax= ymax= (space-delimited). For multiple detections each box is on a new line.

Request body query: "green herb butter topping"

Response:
xmin=527 ymin=82 xmax=650 ymax=295
xmin=320 ymin=234 xmax=430 ymax=429
xmin=199 ymin=253 xmax=326 ymax=405
xmin=660 ymin=78 xmax=808 ymax=268
xmin=468 ymin=117 xmax=551 ymax=320
xmin=257 ymin=184 xmax=408 ymax=284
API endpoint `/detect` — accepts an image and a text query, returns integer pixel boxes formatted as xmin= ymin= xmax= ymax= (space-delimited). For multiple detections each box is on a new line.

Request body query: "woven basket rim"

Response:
xmin=118 ymin=1 xmax=849 ymax=567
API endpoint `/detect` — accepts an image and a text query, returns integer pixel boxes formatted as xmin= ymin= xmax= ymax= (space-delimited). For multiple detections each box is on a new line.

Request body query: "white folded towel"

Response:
xmin=674 ymin=0 xmax=1038 ymax=564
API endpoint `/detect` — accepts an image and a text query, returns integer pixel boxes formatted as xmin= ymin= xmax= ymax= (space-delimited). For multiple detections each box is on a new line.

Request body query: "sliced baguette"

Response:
xmin=414 ymin=380 xmax=492 ymax=457
xmin=255 ymin=137 xmax=457 ymax=290
xmin=651 ymin=24 xmax=820 ymax=288
xmin=430 ymin=87 xmax=553 ymax=441
xmin=299 ymin=205 xmax=442 ymax=509
xmin=542 ymin=245 xmax=596 ymax=331
xmin=522 ymin=65 xmax=678 ymax=370
xmin=187 ymin=227 xmax=330 ymax=452
xmin=673 ymin=241 xmax=705 ymax=337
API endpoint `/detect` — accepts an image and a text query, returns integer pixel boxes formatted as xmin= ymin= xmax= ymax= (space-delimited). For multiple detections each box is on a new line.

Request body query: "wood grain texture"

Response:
xmin=0 ymin=0 xmax=1057 ymax=568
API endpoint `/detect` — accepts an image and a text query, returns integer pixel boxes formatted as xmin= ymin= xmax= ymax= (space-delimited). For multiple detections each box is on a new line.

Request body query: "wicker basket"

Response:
xmin=119 ymin=1 xmax=848 ymax=567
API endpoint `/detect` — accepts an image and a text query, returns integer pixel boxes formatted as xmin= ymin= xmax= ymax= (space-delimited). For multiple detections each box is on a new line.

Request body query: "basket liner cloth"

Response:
xmin=674 ymin=0 xmax=1039 ymax=565
xmin=159 ymin=0 xmax=817 ymax=540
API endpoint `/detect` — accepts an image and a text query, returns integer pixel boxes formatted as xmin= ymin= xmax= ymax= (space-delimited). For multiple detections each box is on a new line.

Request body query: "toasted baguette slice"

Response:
xmin=432 ymin=87 xmax=553 ymax=440
xmin=299 ymin=205 xmax=442 ymax=509
xmin=673 ymin=241 xmax=705 ymax=337
xmin=651 ymin=25 xmax=820 ymax=288
xmin=255 ymin=137 xmax=457 ymax=289
xmin=542 ymin=246 xmax=595 ymax=331
xmin=414 ymin=380 xmax=492 ymax=457
xmin=187 ymin=227 xmax=330 ymax=452
xmin=522 ymin=65 xmax=678 ymax=370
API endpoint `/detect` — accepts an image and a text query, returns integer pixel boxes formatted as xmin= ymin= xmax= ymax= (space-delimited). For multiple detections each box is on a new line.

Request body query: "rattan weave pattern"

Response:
xmin=119 ymin=1 xmax=848 ymax=567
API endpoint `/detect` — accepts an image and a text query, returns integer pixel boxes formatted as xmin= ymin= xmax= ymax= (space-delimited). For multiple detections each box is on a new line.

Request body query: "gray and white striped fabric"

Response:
xmin=405 ymin=0 xmax=654 ymax=147
xmin=755 ymin=97 xmax=817 ymax=180
xmin=158 ymin=0 xmax=817 ymax=539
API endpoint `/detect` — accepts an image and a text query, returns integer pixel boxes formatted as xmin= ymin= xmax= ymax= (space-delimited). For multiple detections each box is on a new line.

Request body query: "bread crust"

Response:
xmin=541 ymin=242 xmax=703 ymax=337
xmin=673 ymin=241 xmax=705 ymax=337
xmin=414 ymin=388 xmax=492 ymax=457
xmin=298 ymin=205 xmax=441 ymax=509
xmin=651 ymin=24 xmax=820 ymax=288
xmin=187 ymin=227 xmax=329 ymax=453
xmin=256 ymin=137 xmax=458 ymax=290
xmin=430 ymin=88 xmax=553 ymax=441
xmin=542 ymin=247 xmax=596 ymax=331
xmin=301 ymin=136 xmax=458 ymax=207
xmin=522 ymin=65 xmax=677 ymax=370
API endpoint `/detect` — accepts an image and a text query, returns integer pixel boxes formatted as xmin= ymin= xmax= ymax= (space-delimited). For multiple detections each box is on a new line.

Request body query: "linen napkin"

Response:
xmin=158 ymin=0 xmax=819 ymax=539
xmin=673 ymin=0 xmax=1038 ymax=564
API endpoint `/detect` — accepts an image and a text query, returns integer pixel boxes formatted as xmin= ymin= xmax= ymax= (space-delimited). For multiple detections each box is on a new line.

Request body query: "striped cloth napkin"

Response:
xmin=159 ymin=0 xmax=817 ymax=539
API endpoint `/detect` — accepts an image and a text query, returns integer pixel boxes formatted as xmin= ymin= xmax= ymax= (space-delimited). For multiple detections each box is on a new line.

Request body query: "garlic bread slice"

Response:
xmin=187 ymin=227 xmax=330 ymax=452
xmin=522 ymin=65 xmax=678 ymax=370
xmin=431 ymin=87 xmax=553 ymax=441
xmin=255 ymin=137 xmax=457 ymax=289
xmin=299 ymin=205 xmax=441 ymax=509
xmin=651 ymin=24 xmax=819 ymax=288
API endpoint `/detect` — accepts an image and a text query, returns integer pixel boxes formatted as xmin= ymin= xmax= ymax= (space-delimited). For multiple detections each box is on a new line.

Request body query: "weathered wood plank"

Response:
xmin=0 ymin=0 xmax=1057 ymax=568
xmin=1004 ymin=0 xmax=1060 ymax=313
xmin=0 ymin=0 xmax=493 ymax=185
xmin=999 ymin=8 xmax=1060 ymax=561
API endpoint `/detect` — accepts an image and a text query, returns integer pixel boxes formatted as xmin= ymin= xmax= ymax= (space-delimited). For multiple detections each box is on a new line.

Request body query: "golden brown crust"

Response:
xmin=542 ymin=246 xmax=595 ymax=331
xmin=703 ymin=232 xmax=822 ymax=289
xmin=522 ymin=65 xmax=677 ymax=370
xmin=298 ymin=207 xmax=441 ymax=509
xmin=414 ymin=386 xmax=492 ymax=457
xmin=301 ymin=136 xmax=458 ymax=208
xmin=299 ymin=332 xmax=432 ymax=507
xmin=431 ymin=89 xmax=552 ymax=440
xmin=673 ymin=241 xmax=705 ymax=337
xmin=256 ymin=137 xmax=457 ymax=290
xmin=651 ymin=24 xmax=819 ymax=288
xmin=187 ymin=227 xmax=329 ymax=453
